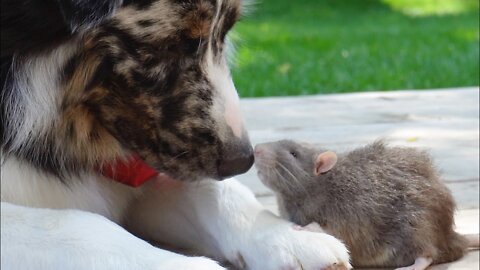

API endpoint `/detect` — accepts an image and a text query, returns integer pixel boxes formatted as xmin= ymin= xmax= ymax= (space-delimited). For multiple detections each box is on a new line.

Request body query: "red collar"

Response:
xmin=99 ymin=155 xmax=159 ymax=187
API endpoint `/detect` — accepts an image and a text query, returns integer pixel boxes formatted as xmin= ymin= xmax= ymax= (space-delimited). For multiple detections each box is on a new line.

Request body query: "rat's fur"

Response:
xmin=255 ymin=140 xmax=469 ymax=268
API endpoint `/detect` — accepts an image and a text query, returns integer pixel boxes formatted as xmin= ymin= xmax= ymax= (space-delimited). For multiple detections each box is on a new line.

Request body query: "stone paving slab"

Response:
xmin=237 ymin=87 xmax=480 ymax=210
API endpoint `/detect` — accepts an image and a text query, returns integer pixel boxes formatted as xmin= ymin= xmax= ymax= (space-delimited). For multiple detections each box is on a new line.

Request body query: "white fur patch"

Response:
xmin=1 ymin=202 xmax=224 ymax=270
xmin=202 ymin=0 xmax=245 ymax=139
xmin=0 ymin=157 xmax=138 ymax=224
xmin=207 ymin=60 xmax=244 ymax=138
xmin=3 ymin=41 xmax=78 ymax=154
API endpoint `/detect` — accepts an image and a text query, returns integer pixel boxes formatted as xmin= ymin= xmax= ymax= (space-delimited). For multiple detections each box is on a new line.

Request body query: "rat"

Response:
xmin=254 ymin=139 xmax=479 ymax=270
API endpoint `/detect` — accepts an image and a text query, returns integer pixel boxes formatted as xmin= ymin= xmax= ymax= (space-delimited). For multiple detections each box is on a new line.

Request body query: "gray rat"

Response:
xmin=254 ymin=139 xmax=479 ymax=270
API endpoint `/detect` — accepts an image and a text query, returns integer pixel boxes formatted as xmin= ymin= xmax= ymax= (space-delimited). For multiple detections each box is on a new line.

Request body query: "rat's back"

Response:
xmin=344 ymin=140 xmax=438 ymax=183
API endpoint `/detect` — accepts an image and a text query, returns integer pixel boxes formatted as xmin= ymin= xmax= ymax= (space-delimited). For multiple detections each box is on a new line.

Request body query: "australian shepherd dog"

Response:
xmin=1 ymin=0 xmax=349 ymax=269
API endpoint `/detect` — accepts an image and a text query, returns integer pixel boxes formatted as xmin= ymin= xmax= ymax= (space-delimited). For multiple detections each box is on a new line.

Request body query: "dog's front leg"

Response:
xmin=1 ymin=202 xmax=225 ymax=270
xmin=128 ymin=178 xmax=351 ymax=270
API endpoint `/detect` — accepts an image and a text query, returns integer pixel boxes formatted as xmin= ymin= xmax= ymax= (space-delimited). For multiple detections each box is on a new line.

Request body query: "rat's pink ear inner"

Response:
xmin=314 ymin=151 xmax=337 ymax=175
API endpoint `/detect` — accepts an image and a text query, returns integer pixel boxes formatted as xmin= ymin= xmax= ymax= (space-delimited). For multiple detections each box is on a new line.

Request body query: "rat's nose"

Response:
xmin=254 ymin=145 xmax=265 ymax=156
xmin=218 ymin=147 xmax=254 ymax=179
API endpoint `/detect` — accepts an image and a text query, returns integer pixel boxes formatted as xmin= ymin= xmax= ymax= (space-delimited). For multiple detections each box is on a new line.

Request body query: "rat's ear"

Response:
xmin=314 ymin=151 xmax=337 ymax=175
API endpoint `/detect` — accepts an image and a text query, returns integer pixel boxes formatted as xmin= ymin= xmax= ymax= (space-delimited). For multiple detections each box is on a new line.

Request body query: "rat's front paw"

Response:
xmin=293 ymin=222 xmax=325 ymax=233
xmin=240 ymin=219 xmax=351 ymax=270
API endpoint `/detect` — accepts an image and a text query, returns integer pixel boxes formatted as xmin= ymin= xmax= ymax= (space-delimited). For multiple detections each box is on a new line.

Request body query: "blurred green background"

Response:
xmin=230 ymin=0 xmax=479 ymax=97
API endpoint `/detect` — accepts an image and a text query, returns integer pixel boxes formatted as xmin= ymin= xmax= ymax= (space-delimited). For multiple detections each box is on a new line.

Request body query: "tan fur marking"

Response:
xmin=59 ymin=108 xmax=125 ymax=168
xmin=64 ymin=54 xmax=100 ymax=101
xmin=134 ymin=94 xmax=162 ymax=118
xmin=184 ymin=1 xmax=214 ymax=38
xmin=60 ymin=48 xmax=126 ymax=168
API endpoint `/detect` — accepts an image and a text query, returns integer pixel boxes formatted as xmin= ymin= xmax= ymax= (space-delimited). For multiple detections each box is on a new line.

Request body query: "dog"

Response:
xmin=1 ymin=0 xmax=351 ymax=269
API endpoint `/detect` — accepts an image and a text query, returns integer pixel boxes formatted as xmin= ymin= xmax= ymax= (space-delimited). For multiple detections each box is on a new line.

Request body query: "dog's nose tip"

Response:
xmin=218 ymin=150 xmax=254 ymax=179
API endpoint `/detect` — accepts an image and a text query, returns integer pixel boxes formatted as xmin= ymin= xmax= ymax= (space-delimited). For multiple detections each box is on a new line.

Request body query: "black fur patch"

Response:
xmin=1 ymin=0 xmax=70 ymax=57
xmin=1 ymin=0 xmax=122 ymax=58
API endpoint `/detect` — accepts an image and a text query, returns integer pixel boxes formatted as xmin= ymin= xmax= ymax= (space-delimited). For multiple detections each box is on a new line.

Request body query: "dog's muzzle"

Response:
xmin=217 ymin=136 xmax=254 ymax=179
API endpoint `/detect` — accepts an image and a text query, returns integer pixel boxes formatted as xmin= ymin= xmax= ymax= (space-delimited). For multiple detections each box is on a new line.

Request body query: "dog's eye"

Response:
xmin=290 ymin=151 xmax=297 ymax=158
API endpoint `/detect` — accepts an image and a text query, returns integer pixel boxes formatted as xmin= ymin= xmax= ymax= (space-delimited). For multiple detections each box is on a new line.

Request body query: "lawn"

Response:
xmin=230 ymin=0 xmax=480 ymax=97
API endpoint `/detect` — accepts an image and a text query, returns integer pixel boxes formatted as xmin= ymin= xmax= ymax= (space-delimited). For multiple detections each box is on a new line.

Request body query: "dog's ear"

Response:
xmin=1 ymin=0 xmax=122 ymax=57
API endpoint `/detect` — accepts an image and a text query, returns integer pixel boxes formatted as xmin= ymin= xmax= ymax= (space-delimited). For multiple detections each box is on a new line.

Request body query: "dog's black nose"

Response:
xmin=218 ymin=148 xmax=254 ymax=179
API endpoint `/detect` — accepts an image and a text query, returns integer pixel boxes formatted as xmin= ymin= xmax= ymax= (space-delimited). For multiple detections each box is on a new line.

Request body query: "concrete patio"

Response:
xmin=237 ymin=87 xmax=479 ymax=269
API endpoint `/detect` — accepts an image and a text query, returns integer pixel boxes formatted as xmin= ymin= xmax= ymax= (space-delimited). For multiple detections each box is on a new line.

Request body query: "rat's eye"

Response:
xmin=290 ymin=151 xmax=297 ymax=158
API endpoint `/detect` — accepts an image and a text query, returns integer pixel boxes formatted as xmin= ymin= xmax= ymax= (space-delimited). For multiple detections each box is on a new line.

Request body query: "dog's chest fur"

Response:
xmin=1 ymin=157 xmax=139 ymax=224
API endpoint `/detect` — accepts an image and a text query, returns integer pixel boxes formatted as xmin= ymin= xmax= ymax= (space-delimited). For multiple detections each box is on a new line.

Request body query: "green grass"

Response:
xmin=230 ymin=0 xmax=480 ymax=97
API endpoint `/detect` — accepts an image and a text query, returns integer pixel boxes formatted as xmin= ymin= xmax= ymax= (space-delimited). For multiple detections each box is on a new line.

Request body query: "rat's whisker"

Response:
xmin=290 ymin=162 xmax=313 ymax=191
xmin=273 ymin=168 xmax=296 ymax=190
xmin=276 ymin=161 xmax=308 ymax=193
xmin=274 ymin=164 xmax=305 ymax=193
xmin=292 ymin=162 xmax=312 ymax=180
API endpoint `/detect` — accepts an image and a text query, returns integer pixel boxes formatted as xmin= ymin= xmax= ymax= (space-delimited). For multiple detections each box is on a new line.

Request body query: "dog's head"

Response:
xmin=1 ymin=0 xmax=253 ymax=181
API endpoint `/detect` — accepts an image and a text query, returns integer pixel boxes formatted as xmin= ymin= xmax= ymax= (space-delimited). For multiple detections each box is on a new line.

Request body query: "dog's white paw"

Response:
xmin=159 ymin=256 xmax=226 ymax=270
xmin=238 ymin=215 xmax=351 ymax=270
